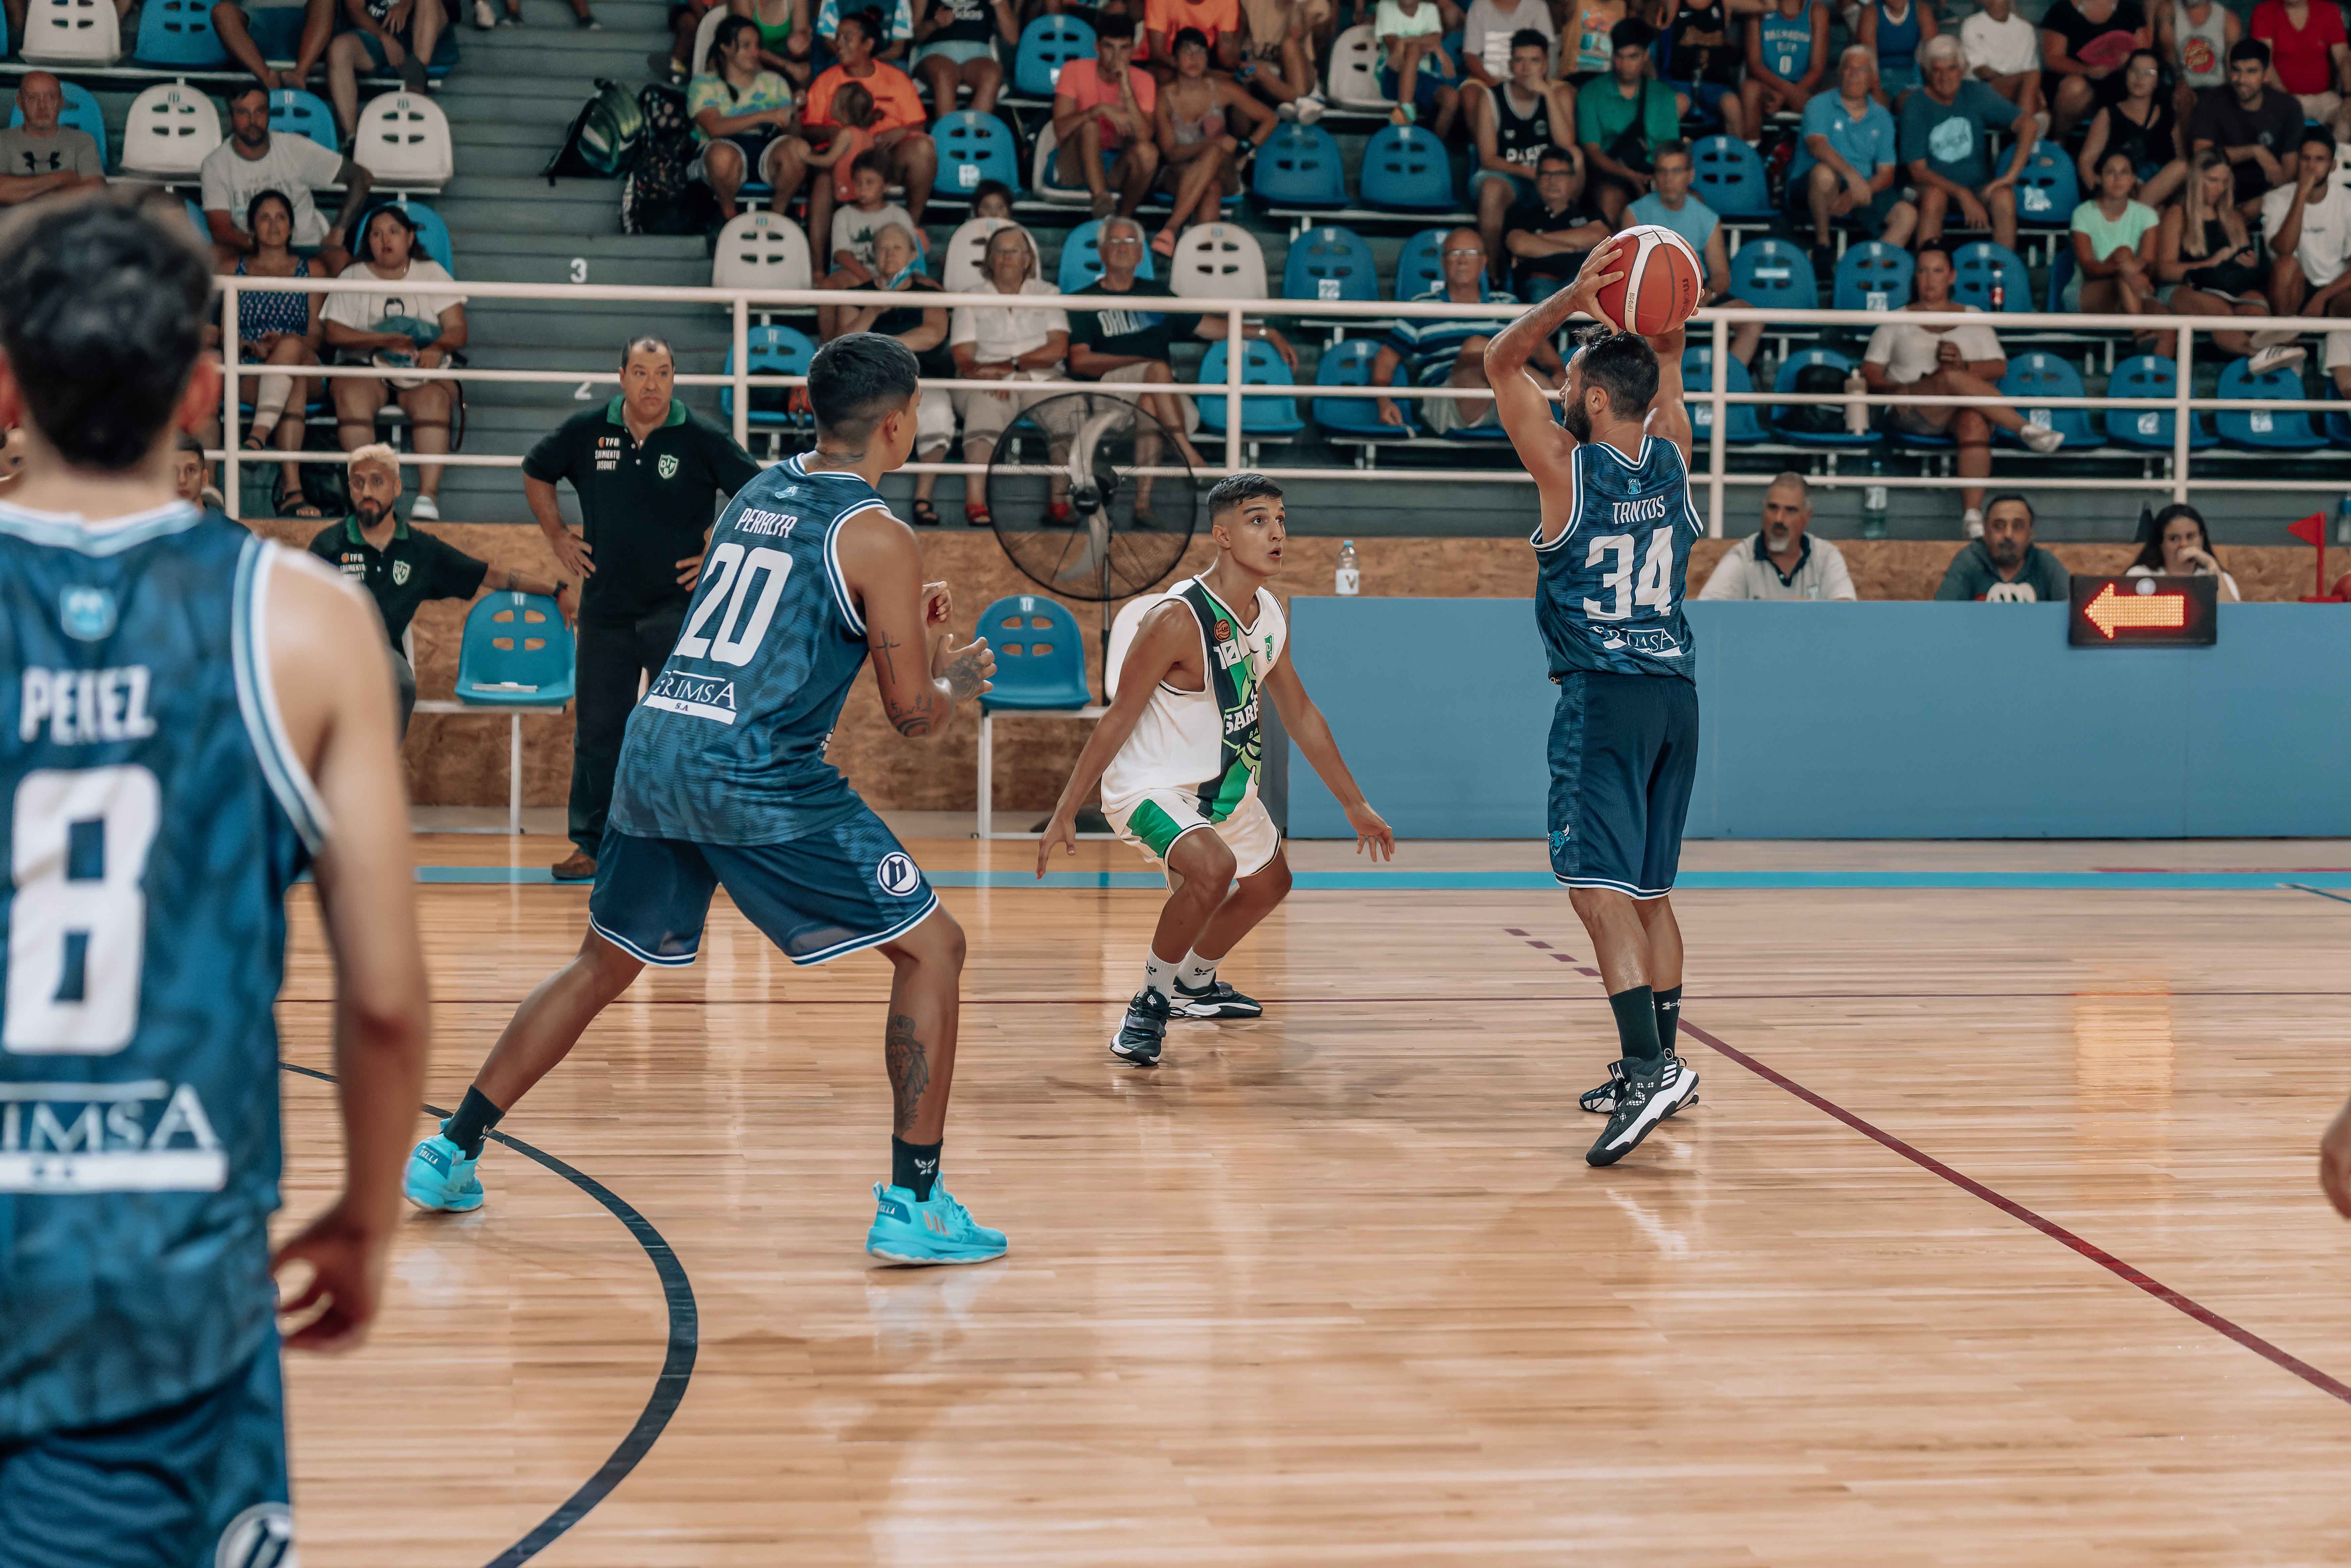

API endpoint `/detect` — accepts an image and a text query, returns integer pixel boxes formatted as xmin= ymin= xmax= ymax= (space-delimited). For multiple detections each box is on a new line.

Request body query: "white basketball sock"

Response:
xmin=1142 ymin=953 xmax=1177 ymax=999
xmin=1177 ymin=953 xmax=1218 ymax=991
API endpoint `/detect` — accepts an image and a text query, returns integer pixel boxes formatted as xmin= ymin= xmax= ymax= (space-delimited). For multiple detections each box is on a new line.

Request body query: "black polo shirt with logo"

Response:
xmin=307 ymin=514 xmax=492 ymax=651
xmin=522 ymin=397 xmax=763 ymax=627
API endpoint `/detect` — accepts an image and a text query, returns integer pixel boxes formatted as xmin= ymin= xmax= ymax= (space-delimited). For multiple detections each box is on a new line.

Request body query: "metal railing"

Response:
xmin=215 ymin=278 xmax=2351 ymax=536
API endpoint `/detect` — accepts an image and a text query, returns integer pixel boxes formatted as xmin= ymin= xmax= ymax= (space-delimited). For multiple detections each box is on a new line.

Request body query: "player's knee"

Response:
xmin=581 ymin=932 xmax=644 ymax=997
xmin=891 ymin=907 xmax=965 ymax=972
xmin=1172 ymin=830 xmax=1236 ymax=891
xmin=1247 ymin=855 xmax=1292 ymax=905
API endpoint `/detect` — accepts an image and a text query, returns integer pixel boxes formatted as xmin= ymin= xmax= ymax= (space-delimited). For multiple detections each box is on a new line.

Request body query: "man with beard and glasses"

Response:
xmin=1697 ymin=472 xmax=1857 ymax=600
xmin=310 ymin=443 xmax=571 ymax=736
xmin=1933 ymin=491 xmax=2071 ymax=601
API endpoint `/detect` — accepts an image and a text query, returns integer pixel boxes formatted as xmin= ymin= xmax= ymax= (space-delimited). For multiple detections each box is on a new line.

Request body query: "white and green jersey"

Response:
xmin=1101 ymin=576 xmax=1286 ymax=821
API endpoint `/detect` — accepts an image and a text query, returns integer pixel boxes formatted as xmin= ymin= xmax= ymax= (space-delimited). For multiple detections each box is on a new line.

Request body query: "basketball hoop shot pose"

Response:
xmin=1036 ymin=473 xmax=1394 ymax=1066
xmin=0 ymin=197 xmax=430 ymax=1563
xmin=404 ymin=334 xmax=1012 ymax=1267
xmin=1484 ymin=230 xmax=1706 ymax=1167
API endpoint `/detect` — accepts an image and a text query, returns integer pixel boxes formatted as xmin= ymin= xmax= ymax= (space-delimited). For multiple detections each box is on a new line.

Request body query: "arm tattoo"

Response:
xmin=885 ymin=1012 xmax=930 ymax=1136
xmin=944 ymin=642 xmax=988 ymax=704
xmin=871 ymin=627 xmax=944 ymax=736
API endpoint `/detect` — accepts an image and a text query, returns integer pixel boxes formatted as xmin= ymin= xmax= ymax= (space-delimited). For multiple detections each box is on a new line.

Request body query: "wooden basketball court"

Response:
xmin=274 ymin=832 xmax=2351 ymax=1565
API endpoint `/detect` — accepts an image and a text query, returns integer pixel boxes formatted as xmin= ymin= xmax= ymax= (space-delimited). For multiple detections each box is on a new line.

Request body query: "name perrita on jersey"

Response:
xmin=1101 ymin=576 xmax=1287 ymax=817
xmin=610 ymin=453 xmax=894 ymax=847
xmin=0 ymin=505 xmax=320 ymax=1439
xmin=1532 ymin=435 xmax=1702 ymax=682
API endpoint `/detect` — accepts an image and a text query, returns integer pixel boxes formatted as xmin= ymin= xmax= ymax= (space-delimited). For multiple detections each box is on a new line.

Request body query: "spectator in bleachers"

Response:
xmin=172 ymin=433 xmax=230 ymax=526
xmin=1503 ymin=145 xmax=1609 ymax=294
xmin=200 ymin=85 xmax=374 ymax=276
xmin=914 ymin=0 xmax=1018 ymax=114
xmin=1857 ymin=0 xmax=1936 ymax=98
xmin=1560 ymin=0 xmax=1627 ymax=82
xmin=1460 ymin=0 xmax=1558 ymax=117
xmin=949 ymin=224 xmax=1067 ymax=526
xmin=1658 ymin=0 xmax=1752 ymax=140
xmin=1741 ymin=0 xmax=1829 ymax=137
xmin=1863 ymin=243 xmax=2061 ymax=536
xmin=690 ymin=15 xmax=815 ymax=221
xmin=817 ymin=222 xmax=956 ymax=523
xmin=2040 ymin=0 xmax=2150 ymax=142
xmin=2128 ymin=501 xmax=2241 ymax=597
xmin=2188 ymin=37 xmax=2301 ymax=206
xmin=2078 ymin=47 xmax=2186 ymax=207
xmin=1375 ymin=0 xmax=1459 ymax=132
xmin=826 ymin=152 xmax=917 ymax=280
xmin=2069 ymin=148 xmax=2161 ymax=320
xmin=2250 ymin=0 xmax=2351 ymax=140
xmin=1960 ymin=0 xmax=2043 ymax=115
xmin=1935 ymin=493 xmax=2067 ymax=600
xmin=1065 ymin=216 xmax=1213 ymax=519
xmin=1374 ymin=226 xmax=1558 ymax=433
xmin=0 ymin=74 xmax=104 ymax=209
xmin=1469 ymin=30 xmax=1579 ymax=279
xmin=1578 ymin=19 xmax=1679 ymax=225
xmin=1698 ymin=473 xmax=1858 ymax=599
xmin=806 ymin=12 xmax=937 ymax=241
xmin=971 ymin=175 xmax=1014 ymax=216
xmin=1232 ymin=0 xmax=1326 ymax=120
xmin=323 ymin=205 xmax=466 ymax=521
xmin=2157 ymin=0 xmax=2235 ymax=114
xmin=729 ymin=0 xmax=812 ymax=85
xmin=2262 ymin=121 xmax=2351 ymax=316
xmin=1902 ymin=35 xmax=2036 ymax=254
xmin=328 ymin=0 xmax=448 ymax=122
xmin=1051 ymin=12 xmax=1162 ymax=219
xmin=2154 ymin=148 xmax=2304 ymax=373
xmin=1791 ymin=46 xmax=1917 ymax=265
xmin=1144 ymin=0 xmax=1243 ymax=79
xmin=1152 ymin=26 xmax=1275 ymax=253
xmin=222 ymin=189 xmax=328 ymax=521
xmin=1628 ymin=140 xmax=1760 ymax=363
xmin=214 ymin=0 xmax=338 ymax=94
xmin=818 ymin=0 xmax=916 ymax=61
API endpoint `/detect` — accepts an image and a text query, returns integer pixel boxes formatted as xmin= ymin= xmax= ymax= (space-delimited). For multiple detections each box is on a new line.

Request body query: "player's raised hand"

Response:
xmin=937 ymin=633 xmax=994 ymax=703
xmin=272 ymin=1199 xmax=392 ymax=1353
xmin=2320 ymin=1097 xmax=2351 ymax=1218
xmin=1036 ymin=810 xmax=1080 ymax=876
xmin=921 ymin=580 xmax=953 ymax=628
xmin=1345 ymin=800 xmax=1394 ymax=862
xmin=1560 ymin=237 xmax=1628 ymax=323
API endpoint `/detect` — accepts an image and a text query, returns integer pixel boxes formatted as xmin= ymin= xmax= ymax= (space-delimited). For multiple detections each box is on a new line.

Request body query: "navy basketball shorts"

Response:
xmin=1546 ymin=669 xmax=1701 ymax=899
xmin=588 ymin=803 xmax=940 ymax=967
xmin=0 ymin=1339 xmax=291 ymax=1568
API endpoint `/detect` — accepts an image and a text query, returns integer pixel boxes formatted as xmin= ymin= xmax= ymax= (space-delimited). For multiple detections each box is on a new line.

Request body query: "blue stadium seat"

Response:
xmin=1832 ymin=240 xmax=1912 ymax=312
xmin=269 ymin=87 xmax=337 ymax=152
xmin=934 ymin=110 xmax=1020 ymax=199
xmin=10 ymin=81 xmax=107 ymax=168
xmin=976 ymin=593 xmax=1093 ymax=712
xmin=1055 ymin=217 xmax=1155 ymax=293
xmin=2014 ymin=144 xmax=2078 ymax=227
xmin=2214 ymin=356 xmax=2325 ymax=450
xmin=357 ymin=197 xmax=454 ymax=270
xmin=454 ymin=594 xmax=575 ymax=710
xmin=133 ymin=0 xmax=227 ymax=66
xmin=1773 ymin=346 xmax=1876 ymax=447
xmin=1251 ymin=122 xmax=1347 ymax=208
xmin=1727 ymin=237 xmax=1818 ymax=310
xmin=1358 ymin=124 xmax=1454 ymax=211
xmin=2103 ymin=354 xmax=2213 ymax=450
xmin=1691 ymin=134 xmax=1771 ymax=218
xmin=1312 ymin=338 xmax=1415 ymax=435
xmin=2327 ymin=380 xmax=2351 ymax=444
xmin=720 ymin=325 xmax=818 ymax=430
xmin=1998 ymin=352 xmax=2098 ymax=449
xmin=2045 ymin=245 xmax=2074 ymax=312
xmin=1197 ymin=339 xmax=1305 ymax=435
xmin=1682 ymin=345 xmax=1763 ymax=445
xmin=1393 ymin=226 xmax=1447 ymax=297
xmin=246 ymin=4 xmax=304 ymax=58
xmin=1951 ymin=241 xmax=2030 ymax=311
xmin=1012 ymin=13 xmax=1091 ymax=96
xmin=1281 ymin=223 xmax=1377 ymax=303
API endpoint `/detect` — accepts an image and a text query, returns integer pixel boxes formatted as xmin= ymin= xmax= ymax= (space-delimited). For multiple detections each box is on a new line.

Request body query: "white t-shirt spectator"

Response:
xmin=1959 ymin=9 xmax=2040 ymax=75
xmin=1699 ymin=532 xmax=1859 ymax=600
xmin=199 ymin=133 xmax=344 ymax=249
xmin=1461 ymin=0 xmax=1557 ymax=76
xmin=951 ymin=277 xmax=1067 ymax=363
xmin=2262 ymin=176 xmax=2351 ymax=287
xmin=831 ymin=201 xmax=916 ymax=269
xmin=1863 ymin=307 xmax=2003 ymax=383
xmin=322 ymin=258 xmax=466 ymax=336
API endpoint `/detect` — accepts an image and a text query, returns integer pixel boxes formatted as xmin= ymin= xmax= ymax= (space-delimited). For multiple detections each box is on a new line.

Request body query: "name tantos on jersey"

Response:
xmin=1532 ymin=435 xmax=1702 ymax=682
xmin=1102 ymin=577 xmax=1287 ymax=819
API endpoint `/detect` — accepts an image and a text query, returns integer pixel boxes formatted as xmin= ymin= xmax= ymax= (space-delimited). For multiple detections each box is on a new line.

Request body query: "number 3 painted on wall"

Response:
xmin=4 ymin=766 xmax=159 ymax=1055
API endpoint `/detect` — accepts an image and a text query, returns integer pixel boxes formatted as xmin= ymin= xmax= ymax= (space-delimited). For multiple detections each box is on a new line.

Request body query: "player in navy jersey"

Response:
xmin=0 ymin=196 xmax=430 ymax=1565
xmin=1486 ymin=238 xmax=1706 ymax=1168
xmin=405 ymin=333 xmax=1010 ymax=1266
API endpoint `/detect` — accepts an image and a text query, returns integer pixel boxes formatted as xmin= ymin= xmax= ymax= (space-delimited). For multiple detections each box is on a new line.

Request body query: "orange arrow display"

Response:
xmin=2083 ymin=581 xmax=2187 ymax=639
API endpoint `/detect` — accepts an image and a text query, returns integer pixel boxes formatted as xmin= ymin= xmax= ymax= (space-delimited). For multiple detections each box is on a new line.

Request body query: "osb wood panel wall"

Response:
xmin=247 ymin=521 xmax=2338 ymax=811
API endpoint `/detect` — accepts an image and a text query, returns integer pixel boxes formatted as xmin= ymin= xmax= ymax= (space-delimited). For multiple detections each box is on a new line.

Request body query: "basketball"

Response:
xmin=1588 ymin=225 xmax=1704 ymax=337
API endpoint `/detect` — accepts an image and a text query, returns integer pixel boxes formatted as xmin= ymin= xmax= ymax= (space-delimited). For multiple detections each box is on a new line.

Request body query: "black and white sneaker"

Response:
xmin=1110 ymin=987 xmax=1170 ymax=1066
xmin=1585 ymin=1055 xmax=1701 ymax=1167
xmin=1170 ymin=977 xmax=1262 ymax=1019
xmin=1579 ymin=1052 xmax=1698 ymax=1116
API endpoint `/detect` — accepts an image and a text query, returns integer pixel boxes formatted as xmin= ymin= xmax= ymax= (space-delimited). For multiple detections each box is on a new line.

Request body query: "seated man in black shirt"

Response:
xmin=2188 ymin=37 xmax=2304 ymax=209
xmin=1501 ymin=147 xmax=1611 ymax=298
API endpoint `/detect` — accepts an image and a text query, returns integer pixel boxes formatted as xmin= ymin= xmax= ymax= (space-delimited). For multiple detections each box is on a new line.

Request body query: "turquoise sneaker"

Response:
xmin=865 ymin=1182 xmax=1008 ymax=1266
xmin=403 ymin=1126 xmax=484 ymax=1213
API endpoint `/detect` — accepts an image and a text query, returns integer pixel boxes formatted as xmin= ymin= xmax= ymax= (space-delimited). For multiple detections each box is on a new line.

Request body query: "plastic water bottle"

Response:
xmin=1843 ymin=371 xmax=1869 ymax=436
xmin=1863 ymin=458 xmax=1889 ymax=540
xmin=2336 ymin=493 xmax=2351 ymax=544
xmin=1335 ymin=539 xmax=1360 ymax=596
xmin=1991 ymin=281 xmax=2005 ymax=313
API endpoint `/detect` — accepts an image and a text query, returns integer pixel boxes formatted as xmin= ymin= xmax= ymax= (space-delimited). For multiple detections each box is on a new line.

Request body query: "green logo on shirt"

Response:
xmin=658 ymin=453 xmax=680 ymax=479
xmin=392 ymin=560 xmax=411 ymax=586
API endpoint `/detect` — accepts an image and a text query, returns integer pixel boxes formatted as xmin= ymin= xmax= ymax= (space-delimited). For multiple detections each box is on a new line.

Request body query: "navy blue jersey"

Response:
xmin=0 ymin=505 xmax=319 ymax=1439
xmin=1532 ymin=435 xmax=1701 ymax=682
xmin=610 ymin=454 xmax=889 ymax=846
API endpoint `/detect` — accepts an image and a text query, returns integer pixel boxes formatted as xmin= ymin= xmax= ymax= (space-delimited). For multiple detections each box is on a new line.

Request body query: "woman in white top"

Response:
xmin=948 ymin=224 xmax=1068 ymax=525
xmin=322 ymin=206 xmax=468 ymax=520
xmin=2127 ymin=502 xmax=2242 ymax=599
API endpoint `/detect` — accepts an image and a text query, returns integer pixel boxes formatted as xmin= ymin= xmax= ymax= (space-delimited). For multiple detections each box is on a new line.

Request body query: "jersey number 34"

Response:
xmin=1582 ymin=530 xmax=1675 ymax=622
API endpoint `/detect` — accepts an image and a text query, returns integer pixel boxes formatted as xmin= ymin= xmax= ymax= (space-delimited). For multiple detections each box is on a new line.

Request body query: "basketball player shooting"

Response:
xmin=1035 ymin=473 xmax=1394 ymax=1068
xmin=1484 ymin=234 xmax=1706 ymax=1167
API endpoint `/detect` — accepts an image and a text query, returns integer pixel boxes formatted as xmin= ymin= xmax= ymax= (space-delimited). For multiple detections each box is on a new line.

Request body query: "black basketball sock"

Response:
xmin=444 ymin=1086 xmax=504 ymax=1159
xmin=1653 ymin=986 xmax=1683 ymax=1056
xmin=892 ymin=1136 xmax=942 ymax=1201
xmin=1608 ymin=985 xmax=1664 ymax=1069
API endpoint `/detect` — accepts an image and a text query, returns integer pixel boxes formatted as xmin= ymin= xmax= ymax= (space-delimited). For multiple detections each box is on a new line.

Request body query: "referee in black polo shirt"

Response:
xmin=524 ymin=334 xmax=763 ymax=881
xmin=310 ymin=443 xmax=570 ymax=736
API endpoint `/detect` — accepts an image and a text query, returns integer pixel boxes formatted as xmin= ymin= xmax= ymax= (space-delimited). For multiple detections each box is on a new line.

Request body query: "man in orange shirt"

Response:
xmin=805 ymin=10 xmax=938 ymax=244
xmin=1143 ymin=0 xmax=1242 ymax=76
xmin=1053 ymin=12 xmax=1163 ymax=217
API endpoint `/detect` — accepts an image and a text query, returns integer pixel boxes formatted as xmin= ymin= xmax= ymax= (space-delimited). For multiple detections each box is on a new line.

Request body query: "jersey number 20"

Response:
xmin=5 ymin=765 xmax=159 ymax=1055
xmin=676 ymin=543 xmax=794 ymax=666
xmin=1581 ymin=531 xmax=1676 ymax=622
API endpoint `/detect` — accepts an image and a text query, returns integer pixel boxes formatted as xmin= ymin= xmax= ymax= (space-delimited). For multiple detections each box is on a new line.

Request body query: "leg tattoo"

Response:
xmin=886 ymin=1011 xmax=930 ymax=1136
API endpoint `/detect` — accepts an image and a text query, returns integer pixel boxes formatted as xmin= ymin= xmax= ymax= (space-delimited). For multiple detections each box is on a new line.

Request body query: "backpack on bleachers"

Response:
xmin=620 ymin=84 xmax=717 ymax=235
xmin=543 ymin=77 xmax=643 ymax=181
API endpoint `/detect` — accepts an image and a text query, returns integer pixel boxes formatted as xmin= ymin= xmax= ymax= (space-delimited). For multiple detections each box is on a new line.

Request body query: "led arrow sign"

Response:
xmin=2066 ymin=575 xmax=2219 ymax=648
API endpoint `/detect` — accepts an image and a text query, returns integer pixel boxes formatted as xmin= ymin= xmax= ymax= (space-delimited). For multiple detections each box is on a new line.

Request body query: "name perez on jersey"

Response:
xmin=18 ymin=666 xmax=158 ymax=745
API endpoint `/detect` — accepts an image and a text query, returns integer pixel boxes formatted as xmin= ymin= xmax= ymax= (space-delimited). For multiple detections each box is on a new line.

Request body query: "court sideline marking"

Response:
xmin=410 ymin=867 xmax=2351 ymax=891
xmin=279 ymin=1062 xmax=699 ymax=1567
xmin=1501 ymin=929 xmax=2351 ymax=1410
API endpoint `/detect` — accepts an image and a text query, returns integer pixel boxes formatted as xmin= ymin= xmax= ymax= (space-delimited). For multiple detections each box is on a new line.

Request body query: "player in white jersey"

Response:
xmin=1037 ymin=474 xmax=1394 ymax=1066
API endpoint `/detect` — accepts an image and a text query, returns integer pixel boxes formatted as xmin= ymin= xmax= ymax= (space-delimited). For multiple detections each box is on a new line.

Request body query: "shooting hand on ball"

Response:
xmin=1559 ymin=241 xmax=1628 ymax=327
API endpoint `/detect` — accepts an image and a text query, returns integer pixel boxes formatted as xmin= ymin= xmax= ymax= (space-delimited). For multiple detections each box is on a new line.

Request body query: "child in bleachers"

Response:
xmin=805 ymin=80 xmax=882 ymax=202
xmin=829 ymin=149 xmax=920 ymax=281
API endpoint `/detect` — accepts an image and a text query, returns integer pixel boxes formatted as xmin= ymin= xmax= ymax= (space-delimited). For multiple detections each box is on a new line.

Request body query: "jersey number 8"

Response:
xmin=1581 ymin=531 xmax=1676 ymax=622
xmin=5 ymin=765 xmax=160 ymax=1055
